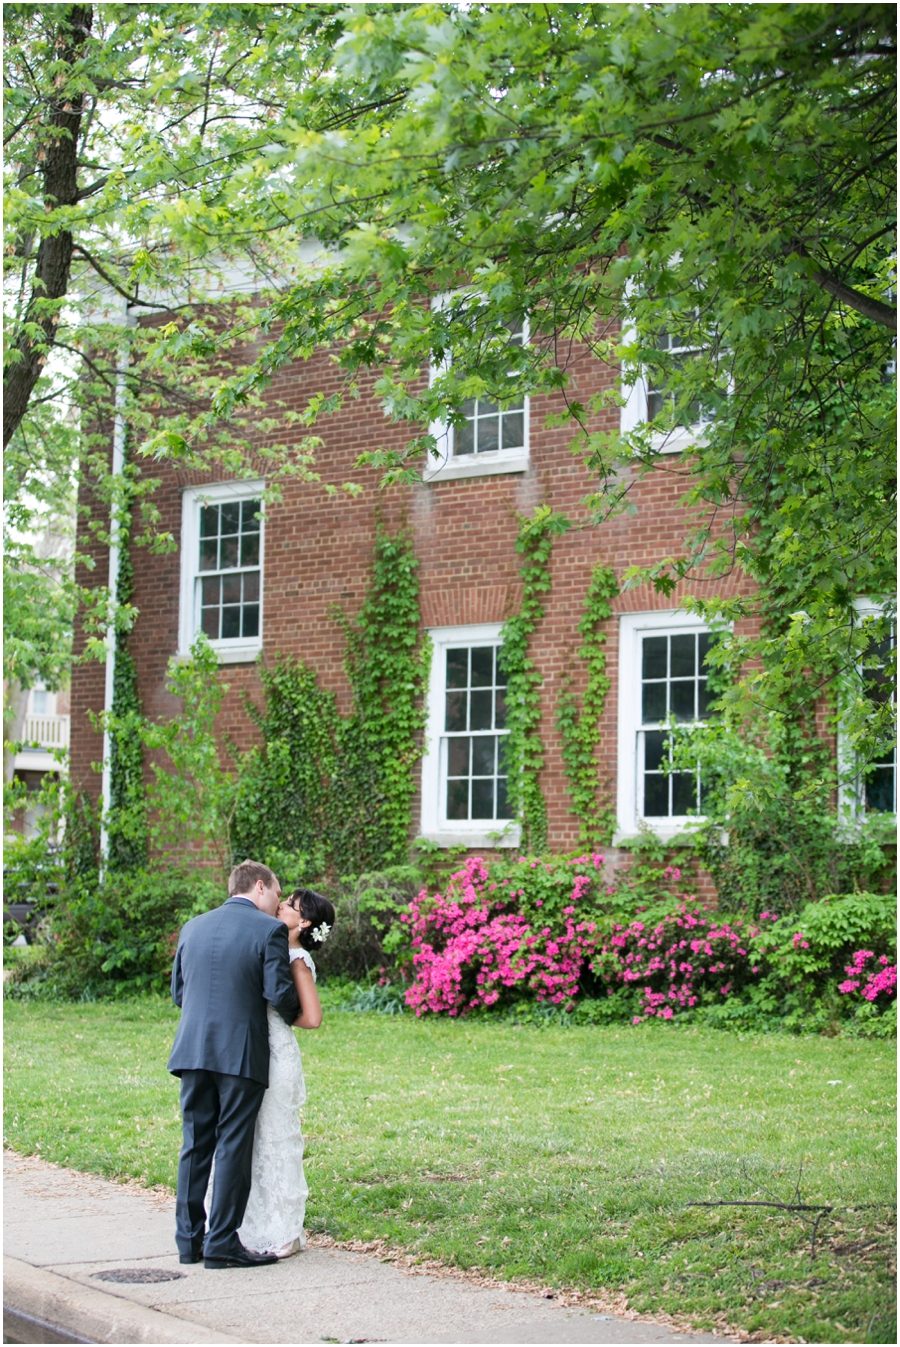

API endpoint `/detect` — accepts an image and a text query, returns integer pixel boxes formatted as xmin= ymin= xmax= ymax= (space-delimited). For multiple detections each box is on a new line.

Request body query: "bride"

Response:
xmin=208 ymin=886 xmax=335 ymax=1259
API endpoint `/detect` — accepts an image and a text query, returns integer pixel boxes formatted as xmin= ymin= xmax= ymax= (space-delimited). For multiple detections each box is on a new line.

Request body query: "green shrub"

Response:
xmin=313 ymin=866 xmax=424 ymax=982
xmin=673 ymin=714 xmax=893 ymax=916
xmin=4 ymin=869 xmax=221 ymax=1002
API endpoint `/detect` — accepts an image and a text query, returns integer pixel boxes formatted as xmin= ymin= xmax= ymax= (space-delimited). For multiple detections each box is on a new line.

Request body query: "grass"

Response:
xmin=3 ymin=995 xmax=896 ymax=1344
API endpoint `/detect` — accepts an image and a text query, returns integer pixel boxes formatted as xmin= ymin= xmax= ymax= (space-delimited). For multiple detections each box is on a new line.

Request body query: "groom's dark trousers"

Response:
xmin=169 ymin=896 xmax=299 ymax=1259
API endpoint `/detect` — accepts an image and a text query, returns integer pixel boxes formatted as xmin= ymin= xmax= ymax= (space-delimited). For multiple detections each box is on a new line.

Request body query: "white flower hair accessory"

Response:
xmin=310 ymin=921 xmax=331 ymax=945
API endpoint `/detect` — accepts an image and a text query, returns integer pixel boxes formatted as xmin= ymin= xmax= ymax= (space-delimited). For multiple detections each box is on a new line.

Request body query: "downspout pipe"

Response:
xmin=99 ymin=300 xmax=134 ymax=871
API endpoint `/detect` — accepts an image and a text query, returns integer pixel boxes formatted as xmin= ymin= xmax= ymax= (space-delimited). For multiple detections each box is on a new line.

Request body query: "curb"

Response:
xmin=3 ymin=1258 xmax=245 ymax=1345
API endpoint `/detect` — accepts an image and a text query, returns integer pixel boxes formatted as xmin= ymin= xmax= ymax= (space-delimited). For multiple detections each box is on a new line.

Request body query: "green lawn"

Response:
xmin=4 ymin=997 xmax=896 ymax=1343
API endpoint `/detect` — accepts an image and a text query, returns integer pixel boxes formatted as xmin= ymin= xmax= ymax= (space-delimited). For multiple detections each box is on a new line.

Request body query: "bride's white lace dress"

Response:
xmin=208 ymin=947 xmax=311 ymax=1254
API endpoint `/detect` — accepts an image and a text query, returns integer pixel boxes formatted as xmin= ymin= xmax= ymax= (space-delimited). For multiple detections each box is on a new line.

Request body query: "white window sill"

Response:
xmin=176 ymin=642 xmax=261 ymax=665
xmin=423 ymin=450 xmax=529 ymax=482
xmin=613 ymin=821 xmax=709 ymax=846
xmin=419 ymin=826 xmax=522 ymax=850
xmin=650 ymin=427 xmax=710 ymax=455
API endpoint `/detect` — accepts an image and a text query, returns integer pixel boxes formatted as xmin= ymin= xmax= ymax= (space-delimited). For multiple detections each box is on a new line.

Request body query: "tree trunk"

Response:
xmin=3 ymin=5 xmax=93 ymax=449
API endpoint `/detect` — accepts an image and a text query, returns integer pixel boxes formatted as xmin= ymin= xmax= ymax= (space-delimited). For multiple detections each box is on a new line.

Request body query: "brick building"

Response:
xmin=71 ymin=325 xmax=768 ymax=891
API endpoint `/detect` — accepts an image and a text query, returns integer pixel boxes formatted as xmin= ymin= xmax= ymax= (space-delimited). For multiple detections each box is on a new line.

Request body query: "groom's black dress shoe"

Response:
xmin=204 ymin=1246 xmax=278 ymax=1269
xmin=179 ymin=1251 xmax=203 ymax=1264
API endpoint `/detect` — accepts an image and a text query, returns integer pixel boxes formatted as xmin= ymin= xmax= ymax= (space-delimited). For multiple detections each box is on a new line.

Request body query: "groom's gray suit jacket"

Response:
xmin=168 ymin=896 xmax=300 ymax=1088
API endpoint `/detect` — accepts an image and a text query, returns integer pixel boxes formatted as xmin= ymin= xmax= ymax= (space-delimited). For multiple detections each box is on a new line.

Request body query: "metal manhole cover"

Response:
xmin=93 ymin=1268 xmax=185 ymax=1284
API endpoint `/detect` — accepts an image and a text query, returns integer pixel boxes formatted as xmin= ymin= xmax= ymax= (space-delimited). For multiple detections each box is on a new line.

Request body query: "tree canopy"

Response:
xmin=3 ymin=2 xmax=355 ymax=689
xmin=4 ymin=3 xmax=895 ymax=769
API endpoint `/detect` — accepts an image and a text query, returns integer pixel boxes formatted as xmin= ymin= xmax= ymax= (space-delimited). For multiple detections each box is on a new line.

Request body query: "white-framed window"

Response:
xmin=423 ymin=307 xmax=530 ymax=482
xmin=419 ymin=623 xmax=521 ymax=848
xmin=30 ymin=685 xmax=51 ymax=716
xmin=620 ymin=319 xmax=713 ymax=455
xmin=178 ymin=479 xmax=265 ymax=663
xmin=839 ymin=603 xmax=897 ymax=820
xmin=615 ymin=609 xmax=716 ymax=842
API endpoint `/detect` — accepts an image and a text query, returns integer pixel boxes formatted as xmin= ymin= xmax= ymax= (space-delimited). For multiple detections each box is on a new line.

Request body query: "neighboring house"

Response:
xmin=7 ymin=685 xmax=70 ymax=837
xmin=69 ymin=322 xmax=895 ymax=887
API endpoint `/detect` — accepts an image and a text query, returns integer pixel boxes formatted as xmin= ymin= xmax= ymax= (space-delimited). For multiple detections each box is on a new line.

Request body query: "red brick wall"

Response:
xmin=71 ymin=332 xmax=757 ymax=898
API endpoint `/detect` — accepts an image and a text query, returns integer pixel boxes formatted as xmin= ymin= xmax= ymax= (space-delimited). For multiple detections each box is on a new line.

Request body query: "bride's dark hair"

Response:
xmin=286 ymin=888 xmax=335 ymax=952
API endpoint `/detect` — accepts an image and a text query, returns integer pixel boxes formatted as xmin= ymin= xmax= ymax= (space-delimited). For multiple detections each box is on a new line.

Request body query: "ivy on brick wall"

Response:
xmin=499 ymin=506 xmax=569 ymax=855
xmin=232 ymin=525 xmax=431 ymax=877
xmin=556 ymin=559 xmax=619 ymax=848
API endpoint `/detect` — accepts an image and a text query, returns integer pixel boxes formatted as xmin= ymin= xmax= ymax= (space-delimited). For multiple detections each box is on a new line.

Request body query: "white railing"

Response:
xmin=21 ymin=714 xmax=70 ymax=750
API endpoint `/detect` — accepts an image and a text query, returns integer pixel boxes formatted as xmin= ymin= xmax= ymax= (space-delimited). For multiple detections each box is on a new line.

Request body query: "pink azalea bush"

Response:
xmin=403 ymin=855 xmax=603 ymax=1016
xmin=591 ymin=900 xmax=764 ymax=1021
xmin=838 ymin=950 xmax=897 ymax=1003
xmin=395 ymin=856 xmax=895 ymax=1035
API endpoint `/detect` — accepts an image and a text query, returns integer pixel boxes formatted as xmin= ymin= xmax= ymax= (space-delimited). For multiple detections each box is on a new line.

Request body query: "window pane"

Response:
xmin=471 ymin=778 xmax=495 ymax=819
xmin=642 ymin=681 xmax=667 ymax=722
xmin=447 ymin=778 xmax=469 ymax=820
xmin=447 ymin=737 xmax=470 ymax=777
xmin=242 ymin=605 xmax=260 ymax=638
xmin=644 ymin=774 xmax=669 ymax=816
xmin=201 ymin=575 xmax=220 ymax=607
xmin=866 ymin=766 xmax=895 ymax=813
xmin=698 ymin=631 xmax=712 ymax=668
xmin=672 ymin=772 xmax=698 ymax=815
xmin=201 ymin=607 xmax=219 ymax=639
xmin=642 ymin=636 xmax=667 ymax=680
xmin=243 ymin=571 xmax=260 ymax=603
xmin=501 ymin=411 xmax=524 ymax=449
xmin=697 ymin=678 xmax=713 ymax=719
xmin=494 ymin=690 xmax=507 ymax=730
xmin=670 ymin=634 xmax=696 ymax=678
xmin=445 ymin=691 xmax=467 ymax=732
xmin=496 ymin=777 xmax=513 ymax=819
xmin=200 ymin=505 xmax=219 ymax=538
xmin=456 ymin=420 xmax=475 ymax=455
xmin=220 ymin=502 xmax=240 ymax=534
xmin=241 ymin=500 xmax=260 ymax=530
xmin=471 ymin=647 xmax=493 ymax=686
xmin=221 ymin=607 xmax=241 ymax=639
xmin=472 ymin=735 xmax=496 ymax=777
xmin=222 ymin=574 xmax=241 ymax=605
xmin=220 ymin=536 xmax=239 ymax=569
xmin=447 ymin=649 xmax=468 ymax=689
xmin=241 ymin=534 xmax=260 ymax=567
xmin=644 ymin=730 xmax=666 ymax=772
xmin=477 ymin=416 xmax=499 ymax=453
xmin=865 ymin=665 xmax=893 ymax=707
xmin=199 ymin=537 xmax=218 ymax=571
xmin=670 ymin=680 xmax=696 ymax=722
xmin=470 ymin=690 xmax=492 ymax=730
xmin=478 ymin=396 xmax=499 ymax=416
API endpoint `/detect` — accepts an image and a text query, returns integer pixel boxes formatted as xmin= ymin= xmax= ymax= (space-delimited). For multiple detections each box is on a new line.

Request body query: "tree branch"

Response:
xmin=3 ymin=4 xmax=93 ymax=448
xmin=800 ymin=249 xmax=897 ymax=331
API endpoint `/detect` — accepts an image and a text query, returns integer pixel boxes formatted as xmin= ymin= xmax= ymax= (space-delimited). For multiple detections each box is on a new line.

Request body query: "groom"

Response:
xmin=168 ymin=859 xmax=300 ymax=1269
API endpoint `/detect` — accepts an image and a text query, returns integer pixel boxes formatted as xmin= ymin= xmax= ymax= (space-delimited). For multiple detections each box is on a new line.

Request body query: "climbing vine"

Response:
xmin=556 ymin=560 xmax=619 ymax=847
xmin=232 ymin=525 xmax=430 ymax=877
xmin=499 ymin=506 xmax=567 ymax=854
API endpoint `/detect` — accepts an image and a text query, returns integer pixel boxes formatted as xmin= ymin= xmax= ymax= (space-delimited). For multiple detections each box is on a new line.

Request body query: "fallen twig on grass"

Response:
xmin=688 ymin=1160 xmax=897 ymax=1259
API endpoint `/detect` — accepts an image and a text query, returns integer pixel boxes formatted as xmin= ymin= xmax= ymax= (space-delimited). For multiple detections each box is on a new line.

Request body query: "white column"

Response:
xmin=99 ymin=303 xmax=134 ymax=869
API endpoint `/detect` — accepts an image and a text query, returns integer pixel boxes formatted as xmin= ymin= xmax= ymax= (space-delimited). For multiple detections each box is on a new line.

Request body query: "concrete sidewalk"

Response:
xmin=3 ymin=1152 xmax=727 ymax=1345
